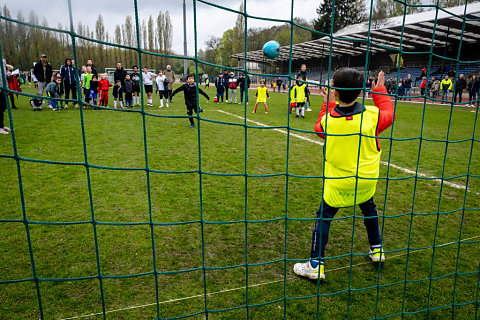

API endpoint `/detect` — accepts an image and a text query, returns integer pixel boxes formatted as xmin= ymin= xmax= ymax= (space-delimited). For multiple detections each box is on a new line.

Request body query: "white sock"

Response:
xmin=296 ymin=108 xmax=299 ymax=116
xmin=148 ymin=99 xmax=152 ymax=105
xmin=160 ymin=99 xmax=163 ymax=107
xmin=120 ymin=101 xmax=124 ymax=107
xmin=301 ymin=107 xmax=305 ymax=117
xmin=114 ymin=100 xmax=117 ymax=108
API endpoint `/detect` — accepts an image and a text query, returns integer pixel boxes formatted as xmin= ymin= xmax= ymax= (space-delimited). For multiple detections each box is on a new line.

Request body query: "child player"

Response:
xmin=124 ymin=74 xmax=134 ymax=108
xmin=130 ymin=66 xmax=141 ymax=106
xmin=293 ymin=69 xmax=395 ymax=280
xmin=30 ymin=93 xmax=45 ymax=111
xmin=155 ymin=70 xmax=168 ymax=108
xmin=89 ymin=74 xmax=99 ymax=106
xmin=291 ymin=80 xmax=307 ymax=118
xmin=98 ymin=73 xmax=112 ymax=107
xmin=112 ymin=80 xmax=124 ymax=109
xmin=170 ymin=74 xmax=210 ymax=128
xmin=252 ymin=80 xmax=269 ymax=114
xmin=45 ymin=77 xmax=62 ymax=111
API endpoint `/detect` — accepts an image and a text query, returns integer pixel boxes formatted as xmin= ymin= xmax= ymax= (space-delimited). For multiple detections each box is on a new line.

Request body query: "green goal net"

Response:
xmin=0 ymin=0 xmax=479 ymax=319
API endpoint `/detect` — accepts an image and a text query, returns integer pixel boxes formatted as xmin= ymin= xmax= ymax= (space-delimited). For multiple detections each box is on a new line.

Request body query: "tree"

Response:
xmin=312 ymin=0 xmax=365 ymax=39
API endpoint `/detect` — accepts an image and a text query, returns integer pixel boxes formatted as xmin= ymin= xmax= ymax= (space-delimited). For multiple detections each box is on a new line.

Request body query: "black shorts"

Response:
xmin=297 ymin=102 xmax=305 ymax=107
xmin=158 ymin=90 xmax=167 ymax=99
xmin=133 ymin=85 xmax=140 ymax=93
xmin=144 ymin=85 xmax=153 ymax=94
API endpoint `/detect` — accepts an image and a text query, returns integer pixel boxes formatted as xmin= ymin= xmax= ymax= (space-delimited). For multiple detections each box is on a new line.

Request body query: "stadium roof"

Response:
xmin=232 ymin=3 xmax=480 ymax=63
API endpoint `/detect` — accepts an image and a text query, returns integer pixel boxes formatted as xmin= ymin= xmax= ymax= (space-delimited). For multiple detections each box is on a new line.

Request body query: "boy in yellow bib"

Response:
xmin=291 ymin=80 xmax=307 ymax=118
xmin=294 ymin=69 xmax=395 ymax=280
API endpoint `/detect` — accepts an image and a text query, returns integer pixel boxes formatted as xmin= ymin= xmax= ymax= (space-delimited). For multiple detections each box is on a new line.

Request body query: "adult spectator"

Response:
xmin=467 ymin=75 xmax=479 ymax=108
xmin=238 ymin=73 xmax=250 ymax=104
xmin=430 ymin=77 xmax=440 ymax=102
xmin=114 ymin=62 xmax=127 ymax=86
xmin=223 ymin=70 xmax=230 ymax=101
xmin=454 ymin=74 xmax=466 ymax=104
xmin=440 ymin=75 xmax=453 ymax=102
xmin=60 ymin=58 xmax=78 ymax=108
xmin=296 ymin=64 xmax=311 ymax=110
xmin=296 ymin=64 xmax=307 ymax=82
xmin=227 ymin=71 xmax=238 ymax=104
xmin=164 ymin=65 xmax=175 ymax=103
xmin=86 ymin=59 xmax=98 ymax=76
xmin=404 ymin=74 xmax=413 ymax=101
xmin=33 ymin=53 xmax=53 ymax=95
xmin=113 ymin=62 xmax=127 ymax=102
xmin=276 ymin=77 xmax=283 ymax=93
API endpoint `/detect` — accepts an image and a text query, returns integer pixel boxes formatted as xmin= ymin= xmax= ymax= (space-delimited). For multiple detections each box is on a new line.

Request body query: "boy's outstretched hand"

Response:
xmin=373 ymin=70 xmax=385 ymax=89
xmin=320 ymin=80 xmax=335 ymax=103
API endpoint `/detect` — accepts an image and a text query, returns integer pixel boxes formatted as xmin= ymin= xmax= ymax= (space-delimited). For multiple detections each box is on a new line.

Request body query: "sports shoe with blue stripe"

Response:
xmin=293 ymin=261 xmax=325 ymax=280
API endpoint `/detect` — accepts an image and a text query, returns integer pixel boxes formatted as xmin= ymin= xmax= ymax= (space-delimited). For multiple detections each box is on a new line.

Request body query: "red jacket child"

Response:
xmin=98 ymin=77 xmax=112 ymax=107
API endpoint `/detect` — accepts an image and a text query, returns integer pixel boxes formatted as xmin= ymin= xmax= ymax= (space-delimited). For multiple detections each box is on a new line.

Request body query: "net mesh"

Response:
xmin=0 ymin=0 xmax=479 ymax=319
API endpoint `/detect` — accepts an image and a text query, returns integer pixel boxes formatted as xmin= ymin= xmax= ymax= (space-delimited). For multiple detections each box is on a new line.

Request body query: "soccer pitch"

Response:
xmin=1 ymin=85 xmax=479 ymax=319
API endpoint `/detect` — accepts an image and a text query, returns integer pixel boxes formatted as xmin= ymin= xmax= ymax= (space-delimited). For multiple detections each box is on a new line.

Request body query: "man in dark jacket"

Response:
xmin=86 ymin=60 xmax=98 ymax=77
xmin=33 ymin=53 xmax=53 ymax=95
xmin=276 ymin=77 xmax=283 ymax=93
xmin=170 ymin=74 xmax=209 ymax=128
xmin=296 ymin=64 xmax=312 ymax=111
xmin=113 ymin=62 xmax=127 ymax=101
xmin=404 ymin=74 xmax=413 ymax=101
xmin=467 ymin=75 xmax=479 ymax=107
xmin=238 ymin=73 xmax=250 ymax=104
xmin=454 ymin=74 xmax=467 ymax=103
xmin=223 ymin=70 xmax=230 ymax=101
xmin=60 ymin=58 xmax=77 ymax=107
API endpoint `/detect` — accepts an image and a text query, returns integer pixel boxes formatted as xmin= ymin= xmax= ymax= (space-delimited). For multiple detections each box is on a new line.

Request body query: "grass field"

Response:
xmin=1 ymin=84 xmax=479 ymax=320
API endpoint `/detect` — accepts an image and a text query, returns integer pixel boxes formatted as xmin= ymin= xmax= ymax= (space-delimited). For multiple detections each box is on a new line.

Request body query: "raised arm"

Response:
xmin=372 ymin=71 xmax=395 ymax=135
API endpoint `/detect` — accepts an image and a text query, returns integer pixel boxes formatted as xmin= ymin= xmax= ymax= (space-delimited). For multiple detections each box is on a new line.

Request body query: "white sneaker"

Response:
xmin=48 ymin=104 xmax=53 ymax=109
xmin=293 ymin=261 xmax=325 ymax=280
xmin=159 ymin=105 xmax=164 ymax=108
xmin=306 ymin=108 xmax=313 ymax=112
xmin=369 ymin=248 xmax=385 ymax=262
xmin=166 ymin=104 xmax=169 ymax=108
xmin=3 ymin=127 xmax=11 ymax=132
xmin=0 ymin=128 xmax=9 ymax=134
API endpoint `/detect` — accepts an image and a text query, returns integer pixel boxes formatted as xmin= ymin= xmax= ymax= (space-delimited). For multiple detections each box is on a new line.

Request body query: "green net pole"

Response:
xmin=448 ymin=3 xmax=469 ymax=318
xmin=132 ymin=1 xmax=162 ymax=318
xmin=398 ymin=1 xmax=428 ymax=316
xmin=192 ymin=1 xmax=210 ymax=318
xmin=240 ymin=1 xmax=251 ymax=318
xmin=0 ymin=41 xmax=44 ymax=319
xmin=66 ymin=1 xmax=107 ymax=318
xmin=281 ymin=0 xmax=296 ymax=318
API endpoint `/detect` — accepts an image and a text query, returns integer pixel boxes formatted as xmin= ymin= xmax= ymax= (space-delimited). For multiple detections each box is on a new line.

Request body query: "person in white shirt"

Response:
xmin=155 ymin=70 xmax=168 ymax=108
xmin=142 ymin=67 xmax=157 ymax=106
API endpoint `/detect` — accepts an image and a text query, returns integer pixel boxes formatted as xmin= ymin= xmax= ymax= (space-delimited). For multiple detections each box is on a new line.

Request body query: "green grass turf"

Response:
xmin=1 ymin=85 xmax=479 ymax=319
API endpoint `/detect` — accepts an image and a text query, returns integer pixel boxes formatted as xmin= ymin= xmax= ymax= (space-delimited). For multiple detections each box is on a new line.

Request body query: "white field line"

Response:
xmin=59 ymin=234 xmax=480 ymax=320
xmin=216 ymin=109 xmax=473 ymax=193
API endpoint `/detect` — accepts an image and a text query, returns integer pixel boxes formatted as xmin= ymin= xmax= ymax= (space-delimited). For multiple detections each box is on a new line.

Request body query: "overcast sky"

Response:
xmin=4 ymin=0 xmax=320 ymax=55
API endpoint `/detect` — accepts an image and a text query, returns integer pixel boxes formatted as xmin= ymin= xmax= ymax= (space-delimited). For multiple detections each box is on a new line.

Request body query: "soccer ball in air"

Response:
xmin=262 ymin=40 xmax=280 ymax=59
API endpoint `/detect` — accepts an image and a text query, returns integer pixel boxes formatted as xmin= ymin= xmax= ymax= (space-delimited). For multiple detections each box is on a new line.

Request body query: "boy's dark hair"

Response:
xmin=116 ymin=80 xmax=121 ymax=84
xmin=132 ymin=65 xmax=138 ymax=69
xmin=92 ymin=75 xmax=97 ymax=79
xmin=187 ymin=74 xmax=195 ymax=80
xmin=333 ymin=68 xmax=363 ymax=104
